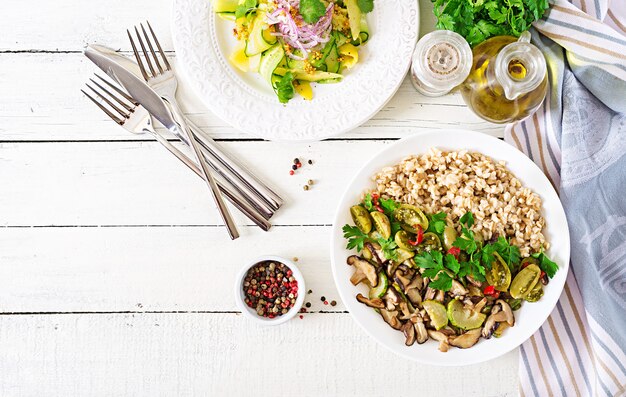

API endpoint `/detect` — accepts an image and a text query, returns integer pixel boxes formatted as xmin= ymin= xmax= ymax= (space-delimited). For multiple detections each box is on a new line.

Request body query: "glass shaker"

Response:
xmin=460 ymin=31 xmax=548 ymax=123
xmin=410 ymin=30 xmax=472 ymax=97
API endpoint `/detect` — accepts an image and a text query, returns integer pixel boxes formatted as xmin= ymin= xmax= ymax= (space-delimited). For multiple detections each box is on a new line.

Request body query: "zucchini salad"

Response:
xmin=212 ymin=0 xmax=374 ymax=103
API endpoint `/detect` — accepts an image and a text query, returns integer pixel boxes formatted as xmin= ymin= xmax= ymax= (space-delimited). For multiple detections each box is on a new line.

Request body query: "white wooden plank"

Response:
xmin=0 ymin=226 xmax=336 ymax=312
xmin=2 ymin=140 xmax=408 ymax=226
xmin=0 ymin=313 xmax=518 ymax=396
xmin=0 ymin=53 xmax=503 ymax=141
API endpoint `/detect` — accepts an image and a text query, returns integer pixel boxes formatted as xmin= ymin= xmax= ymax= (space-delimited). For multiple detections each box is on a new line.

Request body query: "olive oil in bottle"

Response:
xmin=461 ymin=32 xmax=548 ymax=124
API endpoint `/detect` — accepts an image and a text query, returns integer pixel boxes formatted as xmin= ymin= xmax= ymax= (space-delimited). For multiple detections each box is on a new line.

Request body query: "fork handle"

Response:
xmin=165 ymin=98 xmax=240 ymax=240
xmin=147 ymin=128 xmax=271 ymax=231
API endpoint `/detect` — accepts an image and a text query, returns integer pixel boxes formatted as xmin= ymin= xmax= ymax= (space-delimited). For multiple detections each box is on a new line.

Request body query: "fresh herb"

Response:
xmin=363 ymin=193 xmax=373 ymax=211
xmin=300 ymin=0 xmax=327 ymax=24
xmin=273 ymin=72 xmax=295 ymax=104
xmin=378 ymin=238 xmax=398 ymax=261
xmin=532 ymin=250 xmax=558 ymax=278
xmin=379 ymin=197 xmax=399 ymax=214
xmin=459 ymin=256 xmax=486 ymax=282
xmin=342 ymin=224 xmax=368 ymax=252
xmin=426 ymin=211 xmax=447 ymax=234
xmin=357 ymin=0 xmax=375 ymax=13
xmin=431 ymin=0 xmax=550 ymax=46
xmin=481 ymin=236 xmax=521 ymax=272
xmin=235 ymin=0 xmax=258 ymax=19
xmin=414 ymin=251 xmax=464 ymax=291
xmin=459 ymin=212 xmax=474 ymax=228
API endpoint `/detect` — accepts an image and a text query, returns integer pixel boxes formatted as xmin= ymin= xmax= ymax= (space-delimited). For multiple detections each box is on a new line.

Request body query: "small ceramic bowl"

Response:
xmin=234 ymin=255 xmax=306 ymax=326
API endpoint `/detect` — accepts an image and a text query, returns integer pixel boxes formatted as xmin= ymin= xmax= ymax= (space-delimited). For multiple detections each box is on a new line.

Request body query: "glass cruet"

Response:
xmin=460 ymin=31 xmax=548 ymax=124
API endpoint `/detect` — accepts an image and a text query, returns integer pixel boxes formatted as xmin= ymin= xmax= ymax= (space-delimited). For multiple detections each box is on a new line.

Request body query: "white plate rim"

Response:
xmin=330 ymin=129 xmax=570 ymax=366
xmin=171 ymin=0 xmax=419 ymax=142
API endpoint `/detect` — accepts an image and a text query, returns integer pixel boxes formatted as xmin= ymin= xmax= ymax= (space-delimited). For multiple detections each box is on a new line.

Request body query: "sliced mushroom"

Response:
xmin=356 ymin=293 xmax=385 ymax=309
xmin=434 ymin=289 xmax=445 ymax=302
xmin=406 ymin=288 xmax=422 ymax=307
xmin=482 ymin=310 xmax=508 ymax=339
xmin=364 ymin=242 xmax=386 ymax=265
xmin=438 ymin=341 xmax=450 ymax=352
xmin=449 ymin=328 xmax=482 ymax=348
xmin=347 ymin=255 xmax=378 ymax=286
xmin=350 ymin=270 xmax=367 ymax=286
xmin=466 ymin=275 xmax=482 ymax=287
xmin=474 ymin=297 xmax=488 ymax=313
xmin=424 ymin=287 xmax=436 ymax=301
xmin=383 ymin=287 xmax=401 ymax=310
xmin=398 ymin=301 xmax=414 ymax=319
xmin=380 ymin=309 xmax=403 ymax=330
xmin=386 ymin=262 xmax=400 ymax=278
xmin=394 ymin=273 xmax=413 ymax=292
xmin=449 ymin=280 xmax=469 ymax=296
xmin=496 ymin=299 xmax=515 ymax=326
xmin=414 ymin=316 xmax=429 ymax=344
xmin=467 ymin=284 xmax=483 ymax=297
xmin=427 ymin=329 xmax=449 ymax=342
xmin=401 ymin=321 xmax=416 ymax=346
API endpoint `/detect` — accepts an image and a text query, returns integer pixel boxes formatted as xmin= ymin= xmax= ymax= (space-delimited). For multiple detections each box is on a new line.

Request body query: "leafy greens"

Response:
xmin=431 ymin=0 xmax=550 ymax=46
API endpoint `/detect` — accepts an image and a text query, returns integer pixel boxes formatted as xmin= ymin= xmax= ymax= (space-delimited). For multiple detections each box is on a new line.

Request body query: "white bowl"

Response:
xmin=330 ymin=129 xmax=570 ymax=365
xmin=234 ymin=255 xmax=306 ymax=326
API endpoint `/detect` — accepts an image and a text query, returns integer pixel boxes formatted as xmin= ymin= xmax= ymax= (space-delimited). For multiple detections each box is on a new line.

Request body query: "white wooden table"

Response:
xmin=0 ymin=1 xmax=518 ymax=395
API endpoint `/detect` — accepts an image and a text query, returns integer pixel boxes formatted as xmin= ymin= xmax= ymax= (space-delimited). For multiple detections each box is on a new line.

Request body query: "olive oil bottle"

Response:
xmin=461 ymin=32 xmax=548 ymax=124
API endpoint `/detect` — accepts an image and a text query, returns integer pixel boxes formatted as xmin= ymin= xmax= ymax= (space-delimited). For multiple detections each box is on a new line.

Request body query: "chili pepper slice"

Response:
xmin=407 ymin=226 xmax=424 ymax=246
xmin=447 ymin=246 xmax=461 ymax=258
xmin=483 ymin=285 xmax=496 ymax=296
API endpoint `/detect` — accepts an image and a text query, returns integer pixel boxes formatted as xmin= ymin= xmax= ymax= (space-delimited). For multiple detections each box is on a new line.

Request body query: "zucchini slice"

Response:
xmin=344 ymin=0 xmax=362 ymax=41
xmin=259 ymin=44 xmax=284 ymax=83
xmin=369 ymin=271 xmax=389 ymax=299
xmin=273 ymin=67 xmax=343 ymax=82
xmin=245 ymin=14 xmax=274 ymax=56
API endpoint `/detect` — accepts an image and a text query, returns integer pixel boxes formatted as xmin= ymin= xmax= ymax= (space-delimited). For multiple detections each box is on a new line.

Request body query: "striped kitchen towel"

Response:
xmin=504 ymin=0 xmax=626 ymax=395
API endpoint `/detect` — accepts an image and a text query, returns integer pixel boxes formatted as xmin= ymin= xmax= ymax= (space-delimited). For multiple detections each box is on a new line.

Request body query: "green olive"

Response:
xmin=510 ymin=264 xmax=541 ymax=299
xmin=370 ymin=211 xmax=391 ymax=240
xmin=395 ymin=248 xmax=415 ymax=263
xmin=394 ymin=204 xmax=429 ymax=233
xmin=525 ymin=283 xmax=544 ymax=302
xmin=350 ymin=205 xmax=372 ymax=234
xmin=394 ymin=230 xmax=415 ymax=251
xmin=486 ymin=252 xmax=512 ymax=292
xmin=442 ymin=225 xmax=458 ymax=251
xmin=415 ymin=232 xmax=442 ymax=254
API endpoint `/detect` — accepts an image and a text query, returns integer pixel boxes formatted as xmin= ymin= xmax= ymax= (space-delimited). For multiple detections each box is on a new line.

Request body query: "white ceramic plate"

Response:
xmin=171 ymin=0 xmax=419 ymax=141
xmin=330 ymin=129 xmax=570 ymax=366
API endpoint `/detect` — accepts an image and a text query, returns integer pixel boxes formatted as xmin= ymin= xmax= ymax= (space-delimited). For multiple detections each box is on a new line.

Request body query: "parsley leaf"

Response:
xmin=460 ymin=212 xmax=475 ymax=228
xmin=273 ymin=72 xmax=295 ymax=104
xmin=414 ymin=251 xmax=455 ymax=291
xmin=235 ymin=0 xmax=258 ymax=19
xmin=426 ymin=211 xmax=447 ymax=234
xmin=300 ymin=0 xmax=326 ymax=24
xmin=378 ymin=238 xmax=398 ymax=261
xmin=342 ymin=224 xmax=368 ymax=252
xmin=481 ymin=236 xmax=521 ymax=272
xmin=429 ymin=272 xmax=453 ymax=291
xmin=363 ymin=193 xmax=373 ymax=211
xmin=444 ymin=253 xmax=460 ymax=273
xmin=357 ymin=0 xmax=374 ymax=13
xmin=431 ymin=0 xmax=550 ymax=46
xmin=531 ymin=251 xmax=558 ymax=278
xmin=379 ymin=197 xmax=399 ymax=215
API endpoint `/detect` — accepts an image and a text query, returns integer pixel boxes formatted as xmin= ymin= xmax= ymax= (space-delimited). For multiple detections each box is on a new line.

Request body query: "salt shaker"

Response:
xmin=410 ymin=30 xmax=472 ymax=97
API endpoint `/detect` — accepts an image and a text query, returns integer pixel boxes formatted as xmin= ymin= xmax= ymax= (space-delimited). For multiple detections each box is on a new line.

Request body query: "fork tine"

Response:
xmin=95 ymin=74 xmax=138 ymax=106
xmin=81 ymin=89 xmax=125 ymax=125
xmin=128 ymin=29 xmax=150 ymax=81
xmin=89 ymin=78 xmax=135 ymax=113
xmin=85 ymin=83 xmax=130 ymax=120
xmin=140 ymin=23 xmax=163 ymax=74
xmin=134 ymin=26 xmax=157 ymax=77
xmin=147 ymin=21 xmax=171 ymax=71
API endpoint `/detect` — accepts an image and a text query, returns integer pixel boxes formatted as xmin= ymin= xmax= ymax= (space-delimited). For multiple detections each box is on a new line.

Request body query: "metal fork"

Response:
xmin=127 ymin=23 xmax=239 ymax=240
xmin=81 ymin=74 xmax=271 ymax=232
xmin=127 ymin=22 xmax=282 ymax=218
